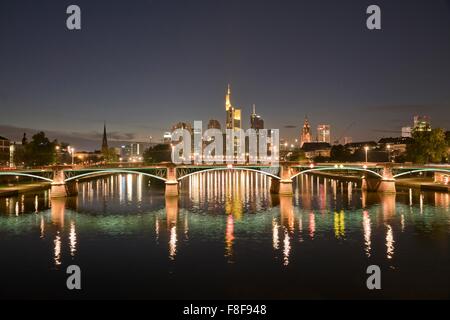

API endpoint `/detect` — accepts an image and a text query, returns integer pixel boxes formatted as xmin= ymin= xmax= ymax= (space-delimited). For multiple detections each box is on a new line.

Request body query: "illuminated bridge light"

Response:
xmin=334 ymin=164 xmax=338 ymax=168
xmin=227 ymin=164 xmax=233 ymax=169
xmin=363 ymin=165 xmax=367 ymax=169
xmin=339 ymin=164 xmax=344 ymax=169
xmin=309 ymin=164 xmax=314 ymax=169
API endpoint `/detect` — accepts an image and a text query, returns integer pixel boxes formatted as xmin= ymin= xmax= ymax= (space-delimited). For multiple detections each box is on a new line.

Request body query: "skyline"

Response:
xmin=0 ymin=83 xmax=445 ymax=151
xmin=1 ymin=0 xmax=450 ymax=149
xmin=0 ymin=1 xmax=450 ymax=303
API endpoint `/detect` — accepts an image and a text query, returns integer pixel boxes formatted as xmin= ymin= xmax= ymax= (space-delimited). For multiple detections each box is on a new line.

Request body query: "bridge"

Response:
xmin=0 ymin=162 xmax=449 ymax=197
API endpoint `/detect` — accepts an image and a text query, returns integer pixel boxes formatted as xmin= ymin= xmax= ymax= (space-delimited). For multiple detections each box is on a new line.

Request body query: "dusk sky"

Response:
xmin=1 ymin=0 xmax=450 ymax=150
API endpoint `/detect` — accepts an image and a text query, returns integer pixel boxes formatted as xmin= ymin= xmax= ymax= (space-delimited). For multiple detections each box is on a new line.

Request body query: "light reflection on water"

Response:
xmin=0 ymin=172 xmax=449 ymax=299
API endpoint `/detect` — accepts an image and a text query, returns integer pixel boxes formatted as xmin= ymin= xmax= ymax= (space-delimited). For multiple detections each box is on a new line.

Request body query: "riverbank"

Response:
xmin=0 ymin=182 xmax=51 ymax=197
xmin=396 ymin=177 xmax=450 ymax=192
xmin=303 ymin=171 xmax=361 ymax=183
xmin=304 ymin=172 xmax=449 ymax=192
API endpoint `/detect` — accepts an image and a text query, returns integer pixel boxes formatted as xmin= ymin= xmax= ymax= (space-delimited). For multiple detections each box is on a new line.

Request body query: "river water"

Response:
xmin=0 ymin=172 xmax=449 ymax=299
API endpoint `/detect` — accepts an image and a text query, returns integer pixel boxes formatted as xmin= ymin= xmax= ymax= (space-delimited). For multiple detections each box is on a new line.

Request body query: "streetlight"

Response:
xmin=386 ymin=144 xmax=391 ymax=162
xmin=70 ymin=147 xmax=75 ymax=165
xmin=364 ymin=146 xmax=369 ymax=163
xmin=55 ymin=145 xmax=60 ymax=165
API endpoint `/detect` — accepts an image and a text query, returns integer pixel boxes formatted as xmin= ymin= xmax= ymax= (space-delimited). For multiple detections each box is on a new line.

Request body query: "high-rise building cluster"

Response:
xmin=165 ymin=84 xmax=266 ymax=143
xmin=299 ymin=117 xmax=331 ymax=147
xmin=402 ymin=115 xmax=431 ymax=138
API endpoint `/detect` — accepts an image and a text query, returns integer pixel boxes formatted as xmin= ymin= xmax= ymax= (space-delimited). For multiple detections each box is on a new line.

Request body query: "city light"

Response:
xmin=364 ymin=146 xmax=369 ymax=163
xmin=0 ymin=1 xmax=448 ymax=304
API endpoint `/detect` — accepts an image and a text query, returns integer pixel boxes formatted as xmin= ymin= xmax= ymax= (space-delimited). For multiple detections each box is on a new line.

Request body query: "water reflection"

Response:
xmin=362 ymin=210 xmax=372 ymax=257
xmin=51 ymin=198 xmax=65 ymax=227
xmin=54 ymin=231 xmax=61 ymax=267
xmin=69 ymin=221 xmax=77 ymax=257
xmin=386 ymin=224 xmax=395 ymax=260
xmin=283 ymin=229 xmax=290 ymax=266
xmin=0 ymin=172 xmax=449 ymax=298
xmin=280 ymin=195 xmax=294 ymax=233
xmin=272 ymin=218 xmax=280 ymax=250
xmin=166 ymin=196 xmax=178 ymax=260
xmin=225 ymin=214 xmax=234 ymax=260
xmin=334 ymin=210 xmax=345 ymax=239
xmin=309 ymin=212 xmax=315 ymax=240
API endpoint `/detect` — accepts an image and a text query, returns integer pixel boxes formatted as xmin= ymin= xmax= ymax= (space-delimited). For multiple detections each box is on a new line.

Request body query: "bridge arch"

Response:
xmin=393 ymin=168 xmax=450 ymax=179
xmin=64 ymin=169 xmax=167 ymax=183
xmin=290 ymin=166 xmax=384 ymax=180
xmin=177 ymin=167 xmax=281 ymax=181
xmin=0 ymin=172 xmax=53 ymax=182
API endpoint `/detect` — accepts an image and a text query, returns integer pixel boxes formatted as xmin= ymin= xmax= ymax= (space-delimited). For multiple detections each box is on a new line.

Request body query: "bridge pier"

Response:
xmin=51 ymin=168 xmax=67 ymax=198
xmin=270 ymin=164 xmax=293 ymax=195
xmin=165 ymin=165 xmax=179 ymax=196
xmin=361 ymin=165 xmax=396 ymax=193
xmin=50 ymin=168 xmax=78 ymax=198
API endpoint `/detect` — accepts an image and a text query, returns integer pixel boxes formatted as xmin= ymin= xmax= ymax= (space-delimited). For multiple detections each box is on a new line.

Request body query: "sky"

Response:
xmin=0 ymin=0 xmax=450 ymax=150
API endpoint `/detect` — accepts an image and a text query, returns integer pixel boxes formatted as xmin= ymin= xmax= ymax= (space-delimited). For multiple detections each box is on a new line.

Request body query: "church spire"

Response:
xmin=102 ymin=122 xmax=108 ymax=153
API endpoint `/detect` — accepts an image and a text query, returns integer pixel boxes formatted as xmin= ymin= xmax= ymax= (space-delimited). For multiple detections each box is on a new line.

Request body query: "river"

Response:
xmin=0 ymin=172 xmax=449 ymax=299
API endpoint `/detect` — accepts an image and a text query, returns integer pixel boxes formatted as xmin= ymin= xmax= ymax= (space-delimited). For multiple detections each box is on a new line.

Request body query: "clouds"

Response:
xmin=74 ymin=131 xmax=136 ymax=141
xmin=367 ymin=103 xmax=450 ymax=113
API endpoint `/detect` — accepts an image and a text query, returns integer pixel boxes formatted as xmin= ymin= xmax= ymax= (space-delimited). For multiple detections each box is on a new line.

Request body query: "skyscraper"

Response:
xmin=172 ymin=122 xmax=193 ymax=133
xmin=413 ymin=115 xmax=431 ymax=132
xmin=250 ymin=104 xmax=264 ymax=130
xmin=402 ymin=126 xmax=412 ymax=138
xmin=207 ymin=119 xmax=221 ymax=130
xmin=101 ymin=123 xmax=108 ymax=154
xmin=317 ymin=124 xmax=331 ymax=143
xmin=225 ymin=84 xmax=241 ymax=130
xmin=300 ymin=117 xmax=312 ymax=147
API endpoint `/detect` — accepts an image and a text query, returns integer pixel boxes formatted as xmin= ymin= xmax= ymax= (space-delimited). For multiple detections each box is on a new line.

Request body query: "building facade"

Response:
xmin=300 ymin=117 xmax=312 ymax=147
xmin=250 ymin=104 xmax=264 ymax=130
xmin=402 ymin=126 xmax=412 ymax=138
xmin=413 ymin=115 xmax=431 ymax=132
xmin=0 ymin=136 xmax=10 ymax=165
xmin=120 ymin=143 xmax=145 ymax=162
xmin=301 ymin=142 xmax=331 ymax=159
xmin=207 ymin=119 xmax=221 ymax=130
xmin=317 ymin=124 xmax=331 ymax=143
xmin=225 ymin=84 xmax=241 ymax=130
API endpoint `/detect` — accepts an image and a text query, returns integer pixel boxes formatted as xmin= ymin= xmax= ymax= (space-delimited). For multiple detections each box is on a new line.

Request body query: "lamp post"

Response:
xmin=70 ymin=147 xmax=75 ymax=165
xmin=364 ymin=146 xmax=369 ymax=163
xmin=55 ymin=145 xmax=60 ymax=165
xmin=386 ymin=144 xmax=391 ymax=162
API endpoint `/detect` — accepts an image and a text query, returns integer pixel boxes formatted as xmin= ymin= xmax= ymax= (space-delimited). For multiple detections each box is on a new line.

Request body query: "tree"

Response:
xmin=330 ymin=145 xmax=352 ymax=162
xmin=286 ymin=148 xmax=306 ymax=162
xmin=144 ymin=144 xmax=171 ymax=164
xmin=103 ymin=147 xmax=119 ymax=163
xmin=24 ymin=132 xmax=56 ymax=166
xmin=22 ymin=133 xmax=28 ymax=145
xmin=406 ymin=128 xmax=448 ymax=164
